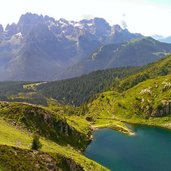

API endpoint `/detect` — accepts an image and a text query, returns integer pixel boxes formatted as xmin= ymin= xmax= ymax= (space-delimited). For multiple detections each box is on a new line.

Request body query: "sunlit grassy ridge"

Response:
xmin=83 ymin=55 xmax=171 ymax=132
xmin=0 ymin=119 xmax=108 ymax=171
xmin=87 ymin=74 xmax=171 ymax=130
xmin=117 ymin=54 xmax=171 ymax=92
xmin=0 ymin=105 xmax=108 ymax=171
xmin=0 ymin=101 xmax=92 ymax=149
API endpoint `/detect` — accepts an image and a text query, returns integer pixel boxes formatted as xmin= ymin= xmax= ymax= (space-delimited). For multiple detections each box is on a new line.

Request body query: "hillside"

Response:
xmin=0 ymin=101 xmax=108 ymax=171
xmin=117 ymin=53 xmax=171 ymax=91
xmin=0 ymin=101 xmax=91 ymax=149
xmin=57 ymin=37 xmax=171 ymax=79
xmin=86 ymin=74 xmax=171 ymax=132
xmin=0 ymin=67 xmax=139 ymax=106
xmin=0 ymin=54 xmax=171 ymax=107
xmin=37 ymin=67 xmax=139 ymax=106
xmin=0 ymin=145 xmax=84 ymax=171
xmin=81 ymin=54 xmax=171 ymax=130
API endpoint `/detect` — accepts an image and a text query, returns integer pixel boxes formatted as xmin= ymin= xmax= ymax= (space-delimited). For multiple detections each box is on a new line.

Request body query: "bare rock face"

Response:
xmin=5 ymin=23 xmax=18 ymax=37
xmin=152 ymin=100 xmax=171 ymax=117
xmin=59 ymin=120 xmax=71 ymax=136
xmin=0 ymin=24 xmax=3 ymax=34
xmin=0 ymin=145 xmax=84 ymax=171
xmin=17 ymin=12 xmax=44 ymax=36
xmin=65 ymin=158 xmax=84 ymax=171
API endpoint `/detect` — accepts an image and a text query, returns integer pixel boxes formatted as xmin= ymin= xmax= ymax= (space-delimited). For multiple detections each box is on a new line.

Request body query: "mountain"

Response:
xmin=0 ymin=12 xmax=142 ymax=81
xmin=56 ymin=37 xmax=171 ymax=79
xmin=160 ymin=36 xmax=171 ymax=43
xmin=152 ymin=35 xmax=171 ymax=43
xmin=2 ymin=23 xmax=77 ymax=81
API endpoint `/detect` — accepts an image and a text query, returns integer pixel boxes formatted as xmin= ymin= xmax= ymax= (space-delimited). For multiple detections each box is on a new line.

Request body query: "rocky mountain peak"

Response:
xmin=93 ymin=17 xmax=110 ymax=28
xmin=17 ymin=12 xmax=44 ymax=36
xmin=112 ymin=24 xmax=123 ymax=32
xmin=5 ymin=23 xmax=18 ymax=37
xmin=0 ymin=24 xmax=4 ymax=34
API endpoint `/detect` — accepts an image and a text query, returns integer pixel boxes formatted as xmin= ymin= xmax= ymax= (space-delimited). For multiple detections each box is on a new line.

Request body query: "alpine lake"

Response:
xmin=85 ymin=124 xmax=171 ymax=171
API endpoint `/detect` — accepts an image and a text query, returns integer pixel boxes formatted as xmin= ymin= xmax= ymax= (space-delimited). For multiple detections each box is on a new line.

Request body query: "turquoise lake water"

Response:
xmin=85 ymin=125 xmax=171 ymax=171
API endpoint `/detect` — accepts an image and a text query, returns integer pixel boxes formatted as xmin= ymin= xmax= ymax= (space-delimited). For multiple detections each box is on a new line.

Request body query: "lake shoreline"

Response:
xmin=90 ymin=116 xmax=171 ymax=138
xmin=85 ymin=123 xmax=171 ymax=171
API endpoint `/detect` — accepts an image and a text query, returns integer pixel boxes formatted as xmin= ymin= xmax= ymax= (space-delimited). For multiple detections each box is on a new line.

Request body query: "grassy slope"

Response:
xmin=0 ymin=100 xmax=108 ymax=170
xmin=84 ymin=55 xmax=171 ymax=132
xmin=0 ymin=119 xmax=108 ymax=171
xmin=117 ymin=54 xmax=171 ymax=92
xmin=0 ymin=102 xmax=85 ymax=148
xmin=87 ymin=74 xmax=171 ymax=131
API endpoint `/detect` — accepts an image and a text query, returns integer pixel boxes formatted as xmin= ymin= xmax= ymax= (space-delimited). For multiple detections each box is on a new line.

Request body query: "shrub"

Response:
xmin=31 ymin=135 xmax=42 ymax=151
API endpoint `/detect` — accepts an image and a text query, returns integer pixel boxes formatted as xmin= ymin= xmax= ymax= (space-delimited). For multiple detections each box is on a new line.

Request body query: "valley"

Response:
xmin=0 ymin=9 xmax=171 ymax=171
xmin=0 ymin=52 xmax=171 ymax=170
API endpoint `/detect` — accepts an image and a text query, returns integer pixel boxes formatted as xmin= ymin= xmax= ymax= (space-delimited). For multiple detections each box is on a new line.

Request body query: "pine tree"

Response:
xmin=31 ymin=135 xmax=42 ymax=150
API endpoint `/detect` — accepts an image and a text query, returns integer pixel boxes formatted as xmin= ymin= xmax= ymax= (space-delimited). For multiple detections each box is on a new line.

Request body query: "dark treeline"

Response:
xmin=0 ymin=53 xmax=170 ymax=107
xmin=37 ymin=67 xmax=139 ymax=106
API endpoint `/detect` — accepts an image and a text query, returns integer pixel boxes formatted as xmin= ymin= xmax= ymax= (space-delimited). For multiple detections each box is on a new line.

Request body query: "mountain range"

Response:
xmin=56 ymin=37 xmax=171 ymax=79
xmin=0 ymin=12 xmax=142 ymax=81
xmin=0 ymin=13 xmax=171 ymax=81
xmin=152 ymin=35 xmax=171 ymax=43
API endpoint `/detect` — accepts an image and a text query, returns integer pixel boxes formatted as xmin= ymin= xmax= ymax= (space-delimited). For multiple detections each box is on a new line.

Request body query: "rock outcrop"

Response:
xmin=0 ymin=145 xmax=84 ymax=171
xmin=152 ymin=100 xmax=171 ymax=117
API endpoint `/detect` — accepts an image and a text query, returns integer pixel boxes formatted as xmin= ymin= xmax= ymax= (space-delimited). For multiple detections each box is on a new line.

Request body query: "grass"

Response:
xmin=0 ymin=119 xmax=108 ymax=171
xmin=66 ymin=116 xmax=91 ymax=135
xmin=87 ymin=74 xmax=171 ymax=133
xmin=0 ymin=101 xmax=110 ymax=170
xmin=0 ymin=119 xmax=32 ymax=148
xmin=0 ymin=101 xmax=91 ymax=150
xmin=23 ymin=82 xmax=47 ymax=91
xmin=92 ymin=119 xmax=135 ymax=135
xmin=1 ymin=75 xmax=169 ymax=170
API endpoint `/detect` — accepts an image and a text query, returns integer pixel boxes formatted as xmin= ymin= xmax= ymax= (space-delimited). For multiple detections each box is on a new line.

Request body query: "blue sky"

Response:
xmin=0 ymin=0 xmax=171 ymax=36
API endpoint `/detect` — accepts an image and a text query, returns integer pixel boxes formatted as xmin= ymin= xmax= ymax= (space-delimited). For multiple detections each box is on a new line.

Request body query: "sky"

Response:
xmin=0 ymin=0 xmax=171 ymax=37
